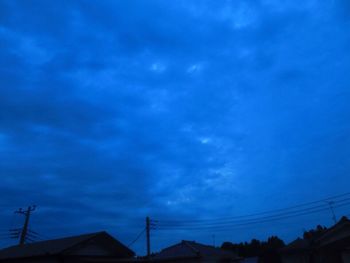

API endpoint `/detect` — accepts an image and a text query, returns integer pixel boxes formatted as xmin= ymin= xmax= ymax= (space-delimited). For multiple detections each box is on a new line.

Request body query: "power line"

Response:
xmin=152 ymin=196 xmax=350 ymax=231
xmin=128 ymin=228 xmax=146 ymax=248
xmin=27 ymin=229 xmax=51 ymax=240
xmin=0 ymin=237 xmax=13 ymax=240
xmin=156 ymin=192 xmax=350 ymax=224
xmin=155 ymin=202 xmax=350 ymax=231
xmin=156 ymin=197 xmax=350 ymax=227
xmin=0 ymin=193 xmax=348 ymax=243
xmin=158 ymin=203 xmax=350 ymax=230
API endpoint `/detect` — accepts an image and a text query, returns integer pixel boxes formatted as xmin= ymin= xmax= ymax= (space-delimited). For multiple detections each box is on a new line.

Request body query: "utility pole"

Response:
xmin=146 ymin=216 xmax=151 ymax=259
xmin=15 ymin=205 xmax=36 ymax=245
xmin=327 ymin=201 xmax=337 ymax=224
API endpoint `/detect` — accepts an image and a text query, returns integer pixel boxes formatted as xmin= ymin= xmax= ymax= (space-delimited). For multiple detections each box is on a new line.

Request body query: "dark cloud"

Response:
xmin=0 ymin=0 xmax=349 ymax=255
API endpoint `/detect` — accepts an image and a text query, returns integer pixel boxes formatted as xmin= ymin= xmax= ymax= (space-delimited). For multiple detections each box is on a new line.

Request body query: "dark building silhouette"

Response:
xmin=152 ymin=240 xmax=240 ymax=262
xmin=0 ymin=231 xmax=135 ymax=263
xmin=281 ymin=216 xmax=350 ymax=263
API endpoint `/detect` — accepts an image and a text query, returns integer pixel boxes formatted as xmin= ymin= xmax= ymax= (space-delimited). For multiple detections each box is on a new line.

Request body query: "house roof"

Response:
xmin=315 ymin=216 xmax=350 ymax=244
xmin=281 ymin=216 xmax=350 ymax=253
xmin=280 ymin=238 xmax=311 ymax=253
xmin=153 ymin=240 xmax=237 ymax=261
xmin=0 ymin=231 xmax=134 ymax=260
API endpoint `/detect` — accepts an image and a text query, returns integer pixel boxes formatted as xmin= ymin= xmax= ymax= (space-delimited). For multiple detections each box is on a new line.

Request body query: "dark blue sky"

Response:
xmin=0 ymin=0 xmax=350 ymax=255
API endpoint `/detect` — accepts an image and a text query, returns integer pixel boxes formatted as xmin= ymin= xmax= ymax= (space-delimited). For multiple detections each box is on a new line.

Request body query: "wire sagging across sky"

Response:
xmin=152 ymin=192 xmax=350 ymax=231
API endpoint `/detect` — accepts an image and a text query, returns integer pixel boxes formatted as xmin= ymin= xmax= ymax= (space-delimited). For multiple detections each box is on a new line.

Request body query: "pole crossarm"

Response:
xmin=14 ymin=205 xmax=36 ymax=245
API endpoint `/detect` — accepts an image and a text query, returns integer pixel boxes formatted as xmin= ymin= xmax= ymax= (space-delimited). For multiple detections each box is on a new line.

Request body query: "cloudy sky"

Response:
xmin=0 ymin=0 xmax=350 ymax=255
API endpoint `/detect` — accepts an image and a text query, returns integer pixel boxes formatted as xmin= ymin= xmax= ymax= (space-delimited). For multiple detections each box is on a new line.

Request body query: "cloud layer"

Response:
xmin=0 ymin=0 xmax=349 ymax=254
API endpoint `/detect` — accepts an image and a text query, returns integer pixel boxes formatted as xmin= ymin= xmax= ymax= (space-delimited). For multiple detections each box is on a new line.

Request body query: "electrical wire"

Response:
xmin=128 ymin=228 xmax=146 ymax=247
xmin=157 ymin=204 xmax=350 ymax=230
xmin=152 ymin=195 xmax=350 ymax=231
xmin=156 ymin=192 xmax=350 ymax=224
xmin=156 ymin=198 xmax=350 ymax=228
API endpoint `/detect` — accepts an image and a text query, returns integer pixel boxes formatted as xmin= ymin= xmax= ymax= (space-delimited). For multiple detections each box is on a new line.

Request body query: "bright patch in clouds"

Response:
xmin=187 ymin=63 xmax=203 ymax=73
xmin=150 ymin=62 xmax=166 ymax=73
xmin=199 ymin=137 xmax=212 ymax=144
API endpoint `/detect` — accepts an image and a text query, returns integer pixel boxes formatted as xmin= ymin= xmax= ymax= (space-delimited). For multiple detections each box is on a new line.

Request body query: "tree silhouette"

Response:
xmin=221 ymin=236 xmax=285 ymax=262
xmin=303 ymin=225 xmax=327 ymax=240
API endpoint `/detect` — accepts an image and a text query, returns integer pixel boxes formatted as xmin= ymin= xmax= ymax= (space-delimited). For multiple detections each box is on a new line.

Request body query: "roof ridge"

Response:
xmin=0 ymin=231 xmax=106 ymax=252
xmin=59 ymin=232 xmax=106 ymax=254
xmin=315 ymin=216 xmax=350 ymax=243
xmin=46 ymin=231 xmax=105 ymax=242
xmin=182 ymin=240 xmax=200 ymax=256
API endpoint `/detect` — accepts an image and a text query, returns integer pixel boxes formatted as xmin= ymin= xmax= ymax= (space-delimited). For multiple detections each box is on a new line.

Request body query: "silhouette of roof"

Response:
xmin=0 ymin=231 xmax=134 ymax=260
xmin=315 ymin=216 xmax=350 ymax=247
xmin=282 ymin=216 xmax=350 ymax=253
xmin=280 ymin=238 xmax=311 ymax=253
xmin=316 ymin=216 xmax=350 ymax=242
xmin=153 ymin=240 xmax=238 ymax=261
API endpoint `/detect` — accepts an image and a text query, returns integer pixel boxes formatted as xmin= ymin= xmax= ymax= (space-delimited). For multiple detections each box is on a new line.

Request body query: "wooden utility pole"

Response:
xmin=146 ymin=216 xmax=151 ymax=259
xmin=15 ymin=205 xmax=36 ymax=245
